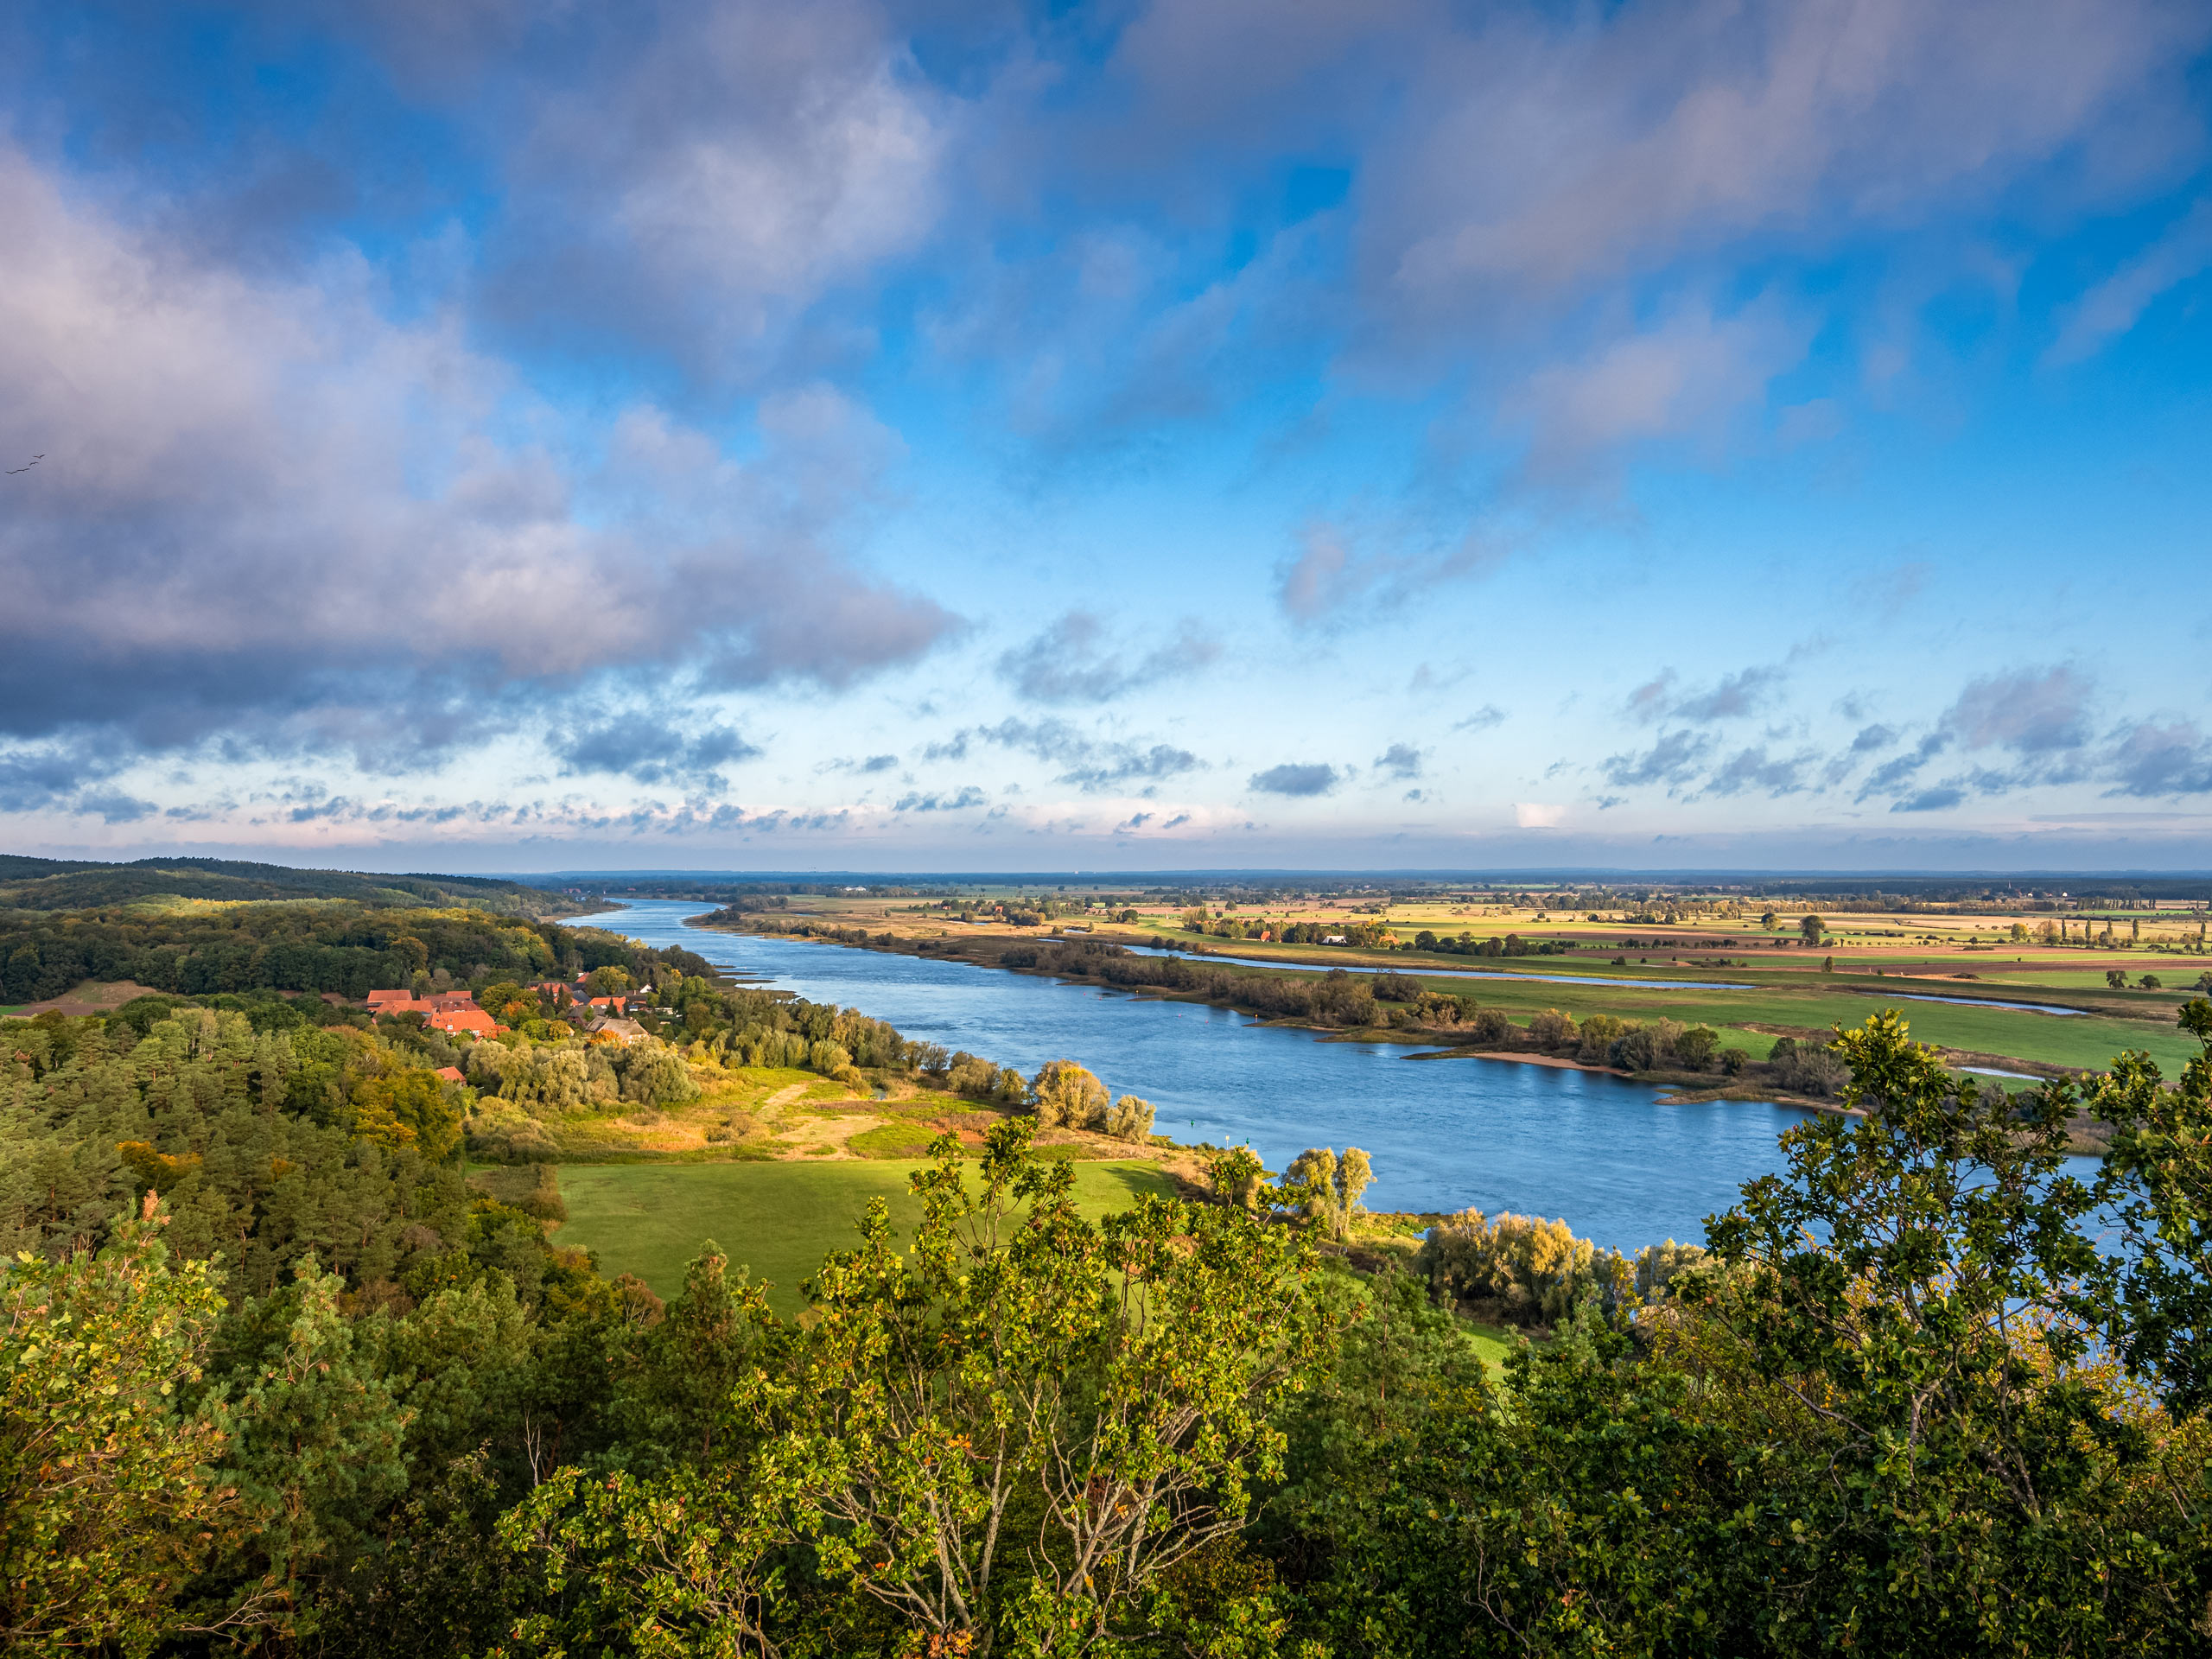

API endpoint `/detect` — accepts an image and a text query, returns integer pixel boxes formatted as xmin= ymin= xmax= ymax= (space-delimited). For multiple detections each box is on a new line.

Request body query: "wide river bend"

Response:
xmin=571 ymin=902 xmax=1819 ymax=1255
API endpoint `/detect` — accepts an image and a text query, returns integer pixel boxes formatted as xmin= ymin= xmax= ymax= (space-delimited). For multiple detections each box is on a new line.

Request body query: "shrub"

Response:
xmin=1528 ymin=1008 xmax=1578 ymax=1051
xmin=621 ymin=1041 xmax=701 ymax=1107
xmin=1103 ymin=1094 xmax=1155 ymax=1142
xmin=1417 ymin=1208 xmax=1633 ymax=1325
xmin=1371 ymin=971 xmax=1424 ymax=1002
xmin=1673 ymin=1026 xmax=1720 ymax=1071
xmin=1204 ymin=1146 xmax=1267 ymax=1209
xmin=946 ymin=1052 xmax=997 ymax=1096
xmin=1468 ymin=1008 xmax=1514 ymax=1044
xmin=1031 ymin=1059 xmax=1109 ymax=1129
xmin=1313 ymin=969 xmax=1377 ymax=1027
xmin=1575 ymin=1014 xmax=1625 ymax=1065
xmin=1631 ymin=1237 xmax=1707 ymax=1301
xmin=1768 ymin=1036 xmax=1848 ymax=1096
xmin=1611 ymin=1024 xmax=1660 ymax=1071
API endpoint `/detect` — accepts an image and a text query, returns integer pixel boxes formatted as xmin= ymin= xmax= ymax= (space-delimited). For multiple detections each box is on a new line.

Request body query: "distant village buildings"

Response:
xmin=364 ymin=973 xmax=631 ymax=1042
xmin=365 ymin=988 xmax=502 ymax=1035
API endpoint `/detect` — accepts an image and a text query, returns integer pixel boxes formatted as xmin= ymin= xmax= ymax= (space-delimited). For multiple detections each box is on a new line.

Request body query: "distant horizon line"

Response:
xmin=11 ymin=851 xmax=2212 ymax=887
xmin=519 ymin=866 xmax=2212 ymax=885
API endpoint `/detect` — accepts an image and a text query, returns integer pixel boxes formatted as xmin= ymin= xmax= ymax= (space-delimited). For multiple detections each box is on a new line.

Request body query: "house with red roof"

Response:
xmin=428 ymin=1007 xmax=499 ymax=1037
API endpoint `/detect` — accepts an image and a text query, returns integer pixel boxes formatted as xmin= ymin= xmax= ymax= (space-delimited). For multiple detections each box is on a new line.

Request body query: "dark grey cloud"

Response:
xmin=554 ymin=712 xmax=760 ymax=789
xmin=1856 ymin=734 xmax=1949 ymax=800
xmin=894 ymin=785 xmax=986 ymax=812
xmin=1628 ymin=664 xmax=1784 ymax=726
xmin=1943 ymin=665 xmax=2094 ymax=755
xmin=1601 ymin=731 xmax=1712 ymax=789
xmin=1249 ymin=762 xmax=1339 ymax=798
xmin=0 ymin=156 xmax=958 ymax=787
xmin=1059 ymin=745 xmax=1204 ymax=793
xmin=2104 ymin=720 xmax=2212 ymax=798
xmin=1276 ymin=519 xmax=1509 ymax=626
xmin=925 ymin=717 xmax=1205 ymax=795
xmin=1375 ymin=742 xmax=1422 ymax=779
xmin=1853 ymin=665 xmax=2098 ymax=806
xmin=1892 ymin=785 xmax=1966 ymax=813
xmin=467 ymin=0 xmax=950 ymax=382
xmin=995 ymin=611 xmax=1221 ymax=704
xmin=0 ymin=734 xmax=153 ymax=821
xmin=1703 ymin=747 xmax=1812 ymax=798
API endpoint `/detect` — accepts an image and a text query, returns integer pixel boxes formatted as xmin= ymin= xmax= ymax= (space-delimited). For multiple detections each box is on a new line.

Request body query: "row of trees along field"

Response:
xmin=6 ymin=944 xmax=2212 ymax=1653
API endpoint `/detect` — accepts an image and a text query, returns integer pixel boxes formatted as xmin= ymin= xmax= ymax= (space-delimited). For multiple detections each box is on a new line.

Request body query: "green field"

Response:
xmin=555 ymin=1159 xmax=1177 ymax=1313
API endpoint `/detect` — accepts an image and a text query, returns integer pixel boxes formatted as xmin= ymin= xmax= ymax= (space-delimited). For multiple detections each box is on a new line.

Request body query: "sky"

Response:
xmin=3 ymin=0 xmax=2211 ymax=874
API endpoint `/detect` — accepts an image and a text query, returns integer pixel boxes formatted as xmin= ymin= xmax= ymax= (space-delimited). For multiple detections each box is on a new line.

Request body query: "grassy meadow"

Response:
xmin=554 ymin=1158 xmax=1176 ymax=1313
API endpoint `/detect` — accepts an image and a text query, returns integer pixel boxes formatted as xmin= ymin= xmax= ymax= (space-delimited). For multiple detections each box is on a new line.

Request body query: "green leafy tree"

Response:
xmin=2086 ymin=997 xmax=2212 ymax=1414
xmin=1798 ymin=912 xmax=1826 ymax=945
xmin=352 ymin=1067 xmax=465 ymax=1161
xmin=622 ymin=1040 xmax=702 ymax=1107
xmin=0 ymin=1196 xmax=263 ymax=1655
xmin=207 ymin=1257 xmax=414 ymax=1637
xmin=1103 ymin=1093 xmax=1155 ymax=1142
xmin=584 ymin=966 xmax=635 ymax=999
xmin=1282 ymin=1147 xmax=1375 ymax=1240
xmin=1694 ymin=1010 xmax=2183 ymax=1655
xmin=1029 ymin=1058 xmax=1108 ymax=1131
xmin=494 ymin=1465 xmax=781 ymax=1659
xmin=745 ymin=1122 xmax=1333 ymax=1654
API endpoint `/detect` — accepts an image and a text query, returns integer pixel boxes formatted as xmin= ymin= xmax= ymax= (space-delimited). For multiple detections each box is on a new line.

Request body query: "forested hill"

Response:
xmin=0 ymin=855 xmax=583 ymax=917
xmin=0 ymin=899 xmax=686 ymax=1008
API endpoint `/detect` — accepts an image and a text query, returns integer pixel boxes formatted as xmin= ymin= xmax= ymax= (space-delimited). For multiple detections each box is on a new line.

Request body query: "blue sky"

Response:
xmin=2 ymin=0 xmax=2210 ymax=873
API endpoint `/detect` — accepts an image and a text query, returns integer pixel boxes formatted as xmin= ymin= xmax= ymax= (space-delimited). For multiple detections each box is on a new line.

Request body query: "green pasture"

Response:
xmin=2002 ymin=965 xmax=2212 ymax=992
xmin=555 ymin=1159 xmax=1176 ymax=1314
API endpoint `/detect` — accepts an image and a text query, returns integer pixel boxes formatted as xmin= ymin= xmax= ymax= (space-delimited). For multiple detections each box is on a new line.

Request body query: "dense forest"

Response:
xmin=0 ymin=856 xmax=584 ymax=919
xmin=3 ymin=896 xmax=2212 ymax=1655
xmin=0 ymin=900 xmax=670 ymax=1007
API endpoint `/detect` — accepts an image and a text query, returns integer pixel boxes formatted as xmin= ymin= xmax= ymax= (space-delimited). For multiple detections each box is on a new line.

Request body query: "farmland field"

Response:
xmin=555 ymin=1158 xmax=1176 ymax=1313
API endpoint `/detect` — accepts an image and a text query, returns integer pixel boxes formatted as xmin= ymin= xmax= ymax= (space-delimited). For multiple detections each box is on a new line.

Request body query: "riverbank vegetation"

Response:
xmin=5 ymin=999 xmax=2212 ymax=1655
xmin=700 ymin=916 xmax=2190 ymax=1096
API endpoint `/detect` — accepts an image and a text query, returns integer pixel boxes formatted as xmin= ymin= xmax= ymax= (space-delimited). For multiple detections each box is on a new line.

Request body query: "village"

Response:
xmin=362 ymin=973 xmax=647 ymax=1087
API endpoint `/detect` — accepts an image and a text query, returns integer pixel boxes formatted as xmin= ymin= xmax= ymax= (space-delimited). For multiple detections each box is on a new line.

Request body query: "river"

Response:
xmin=567 ymin=900 xmax=1822 ymax=1255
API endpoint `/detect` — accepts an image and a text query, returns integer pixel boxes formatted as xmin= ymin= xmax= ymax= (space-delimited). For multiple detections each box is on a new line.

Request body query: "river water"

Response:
xmin=569 ymin=901 xmax=1821 ymax=1254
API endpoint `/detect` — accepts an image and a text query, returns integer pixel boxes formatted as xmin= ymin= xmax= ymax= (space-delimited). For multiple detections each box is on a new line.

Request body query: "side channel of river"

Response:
xmin=569 ymin=902 xmax=1819 ymax=1255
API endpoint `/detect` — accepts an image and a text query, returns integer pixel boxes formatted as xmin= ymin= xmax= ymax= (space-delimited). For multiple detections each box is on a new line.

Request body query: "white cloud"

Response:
xmin=1510 ymin=299 xmax=1812 ymax=476
xmin=0 ymin=146 xmax=955 ymax=766
xmin=2046 ymin=197 xmax=2212 ymax=365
